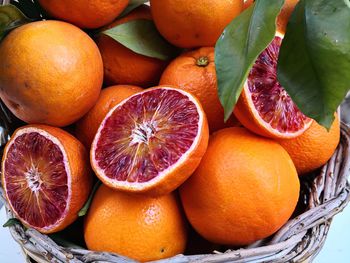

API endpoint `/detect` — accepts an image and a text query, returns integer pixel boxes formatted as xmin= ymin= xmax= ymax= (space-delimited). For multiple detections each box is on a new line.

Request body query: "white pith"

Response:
xmin=130 ymin=121 xmax=156 ymax=146
xmin=25 ymin=163 xmax=43 ymax=192
xmin=243 ymin=31 xmax=312 ymax=137
xmin=91 ymin=86 xmax=204 ymax=191
xmin=2 ymin=127 xmax=71 ymax=231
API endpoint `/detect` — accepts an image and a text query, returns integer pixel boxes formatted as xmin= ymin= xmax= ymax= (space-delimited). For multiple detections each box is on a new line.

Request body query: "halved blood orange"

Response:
xmin=234 ymin=32 xmax=312 ymax=139
xmin=91 ymin=86 xmax=209 ymax=196
xmin=1 ymin=125 xmax=92 ymax=234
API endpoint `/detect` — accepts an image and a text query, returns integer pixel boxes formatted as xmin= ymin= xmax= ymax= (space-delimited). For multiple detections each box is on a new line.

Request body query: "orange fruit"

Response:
xmin=234 ymin=32 xmax=312 ymax=139
xmin=37 ymin=0 xmax=129 ymax=29
xmin=75 ymin=85 xmax=143 ymax=148
xmin=160 ymin=47 xmax=240 ymax=133
xmin=278 ymin=114 xmax=340 ymax=175
xmin=0 ymin=21 xmax=103 ymax=127
xmin=180 ymin=127 xmax=300 ymax=245
xmin=242 ymin=0 xmax=298 ymax=34
xmin=150 ymin=0 xmax=244 ymax=48
xmin=96 ymin=5 xmax=168 ymax=87
xmin=90 ymin=86 xmax=209 ymax=196
xmin=277 ymin=0 xmax=299 ymax=34
xmin=1 ymin=125 xmax=92 ymax=234
xmin=84 ymin=185 xmax=187 ymax=262
xmin=243 ymin=0 xmax=254 ymax=10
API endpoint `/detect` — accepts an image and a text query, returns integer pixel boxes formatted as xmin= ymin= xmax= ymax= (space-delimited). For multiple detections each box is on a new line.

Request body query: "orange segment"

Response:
xmin=91 ymin=86 xmax=209 ymax=196
xmin=234 ymin=33 xmax=312 ymax=139
xmin=1 ymin=125 xmax=92 ymax=233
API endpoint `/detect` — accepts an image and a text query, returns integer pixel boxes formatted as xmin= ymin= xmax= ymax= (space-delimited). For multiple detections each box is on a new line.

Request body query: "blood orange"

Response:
xmin=91 ymin=86 xmax=209 ymax=196
xmin=234 ymin=32 xmax=312 ymax=139
xmin=1 ymin=125 xmax=92 ymax=233
xmin=75 ymin=85 xmax=143 ymax=149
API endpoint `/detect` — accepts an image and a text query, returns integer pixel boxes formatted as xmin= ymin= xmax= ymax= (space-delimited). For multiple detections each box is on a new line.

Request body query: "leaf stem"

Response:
xmin=78 ymin=180 xmax=102 ymax=217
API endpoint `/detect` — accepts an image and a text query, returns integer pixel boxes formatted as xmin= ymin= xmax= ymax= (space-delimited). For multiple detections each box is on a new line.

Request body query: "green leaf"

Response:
xmin=119 ymin=0 xmax=149 ymax=18
xmin=3 ymin=218 xmax=20 ymax=227
xmin=102 ymin=19 xmax=180 ymax=61
xmin=215 ymin=0 xmax=285 ymax=121
xmin=78 ymin=180 xmax=101 ymax=217
xmin=277 ymin=0 xmax=350 ymax=128
xmin=0 ymin=4 xmax=30 ymax=41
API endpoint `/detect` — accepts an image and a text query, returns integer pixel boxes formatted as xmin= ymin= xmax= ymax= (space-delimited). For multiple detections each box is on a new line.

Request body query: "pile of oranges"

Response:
xmin=0 ymin=0 xmax=341 ymax=262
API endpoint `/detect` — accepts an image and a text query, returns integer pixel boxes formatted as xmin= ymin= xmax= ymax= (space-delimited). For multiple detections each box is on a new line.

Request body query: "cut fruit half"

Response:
xmin=91 ymin=86 xmax=209 ymax=196
xmin=1 ymin=125 xmax=92 ymax=234
xmin=234 ymin=32 xmax=312 ymax=139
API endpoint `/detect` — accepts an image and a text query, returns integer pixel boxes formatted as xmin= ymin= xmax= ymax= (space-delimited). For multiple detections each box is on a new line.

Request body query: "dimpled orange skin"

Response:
xmin=84 ymin=185 xmax=187 ymax=262
xmin=278 ymin=114 xmax=340 ymax=175
xmin=75 ymin=85 xmax=143 ymax=149
xmin=38 ymin=0 xmax=129 ymax=29
xmin=97 ymin=5 xmax=168 ymax=87
xmin=0 ymin=21 xmax=103 ymax=127
xmin=160 ymin=47 xmax=240 ymax=132
xmin=180 ymin=127 xmax=300 ymax=245
xmin=1 ymin=125 xmax=92 ymax=234
xmin=150 ymin=0 xmax=244 ymax=48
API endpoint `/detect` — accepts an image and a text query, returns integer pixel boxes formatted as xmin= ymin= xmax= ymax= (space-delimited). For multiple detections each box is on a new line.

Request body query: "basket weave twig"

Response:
xmin=0 ymin=119 xmax=349 ymax=262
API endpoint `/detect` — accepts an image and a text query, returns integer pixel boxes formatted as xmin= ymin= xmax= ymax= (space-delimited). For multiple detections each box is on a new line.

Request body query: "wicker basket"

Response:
xmin=1 ymin=1 xmax=350 ymax=262
xmin=0 ymin=110 xmax=349 ymax=263
xmin=0 ymin=119 xmax=349 ymax=263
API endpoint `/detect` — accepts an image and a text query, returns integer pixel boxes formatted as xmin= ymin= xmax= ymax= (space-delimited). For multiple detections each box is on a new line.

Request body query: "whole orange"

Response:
xmin=75 ymin=85 xmax=143 ymax=148
xmin=278 ymin=114 xmax=340 ymax=175
xmin=0 ymin=21 xmax=103 ymax=127
xmin=150 ymin=0 xmax=244 ymax=48
xmin=38 ymin=0 xmax=129 ymax=29
xmin=84 ymin=185 xmax=187 ymax=262
xmin=160 ymin=47 xmax=239 ymax=132
xmin=97 ymin=5 xmax=168 ymax=87
xmin=180 ymin=127 xmax=300 ymax=246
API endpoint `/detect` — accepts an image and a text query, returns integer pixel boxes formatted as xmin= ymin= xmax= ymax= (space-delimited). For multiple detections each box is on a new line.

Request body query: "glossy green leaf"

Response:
xmin=0 ymin=4 xmax=30 ymax=41
xmin=119 ymin=0 xmax=148 ymax=18
xmin=277 ymin=0 xmax=350 ymax=128
xmin=78 ymin=180 xmax=101 ymax=217
xmin=215 ymin=0 xmax=285 ymax=121
xmin=102 ymin=19 xmax=179 ymax=60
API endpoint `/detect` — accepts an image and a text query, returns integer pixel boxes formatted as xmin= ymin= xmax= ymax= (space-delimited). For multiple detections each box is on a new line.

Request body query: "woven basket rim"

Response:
xmin=0 ymin=123 xmax=349 ymax=263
